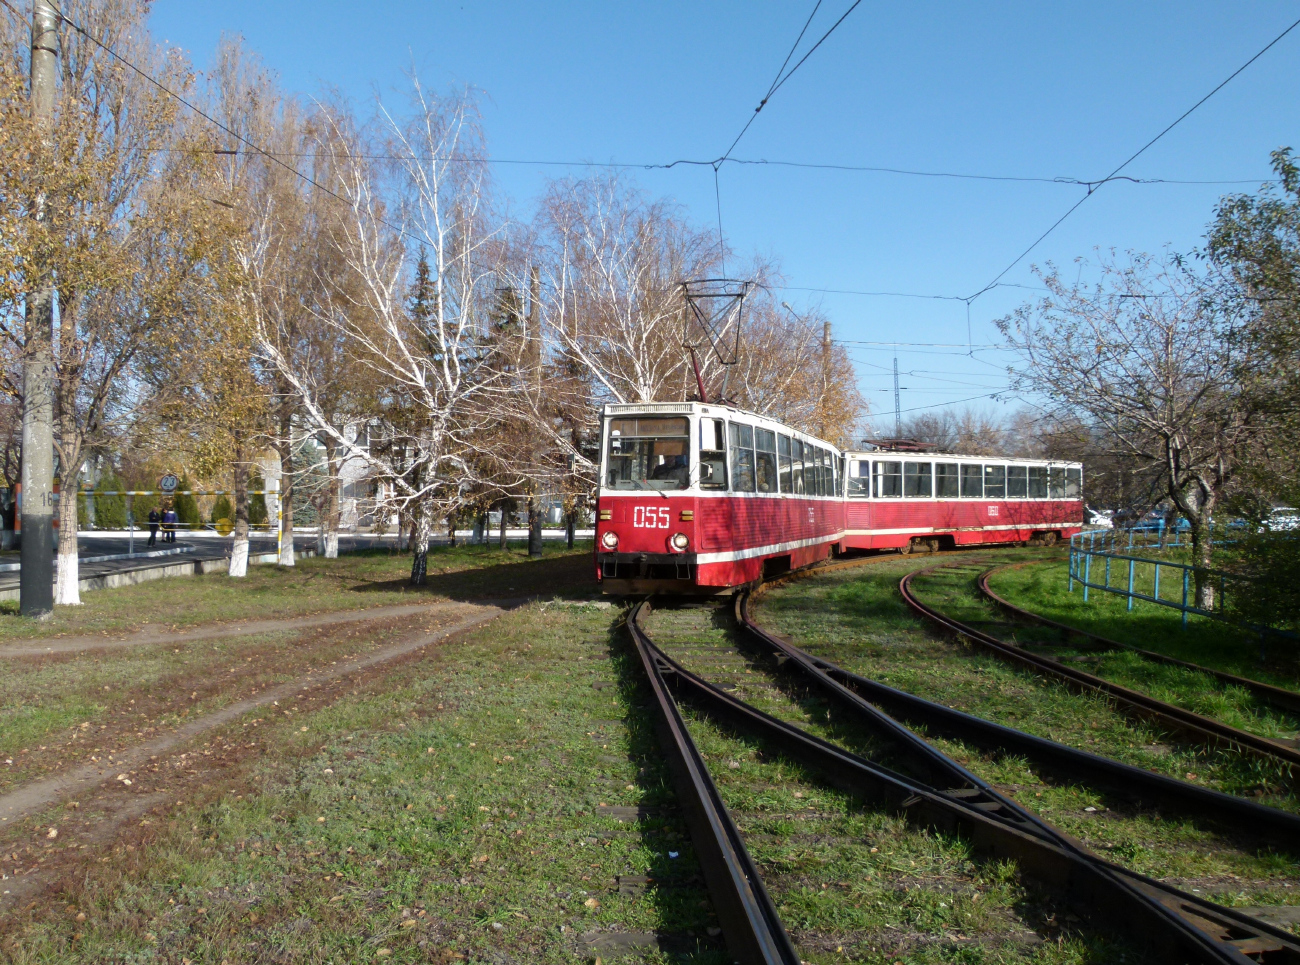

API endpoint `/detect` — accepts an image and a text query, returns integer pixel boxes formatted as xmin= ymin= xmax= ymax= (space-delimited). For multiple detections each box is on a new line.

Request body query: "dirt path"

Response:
xmin=0 ymin=603 xmax=503 ymax=831
xmin=0 ymin=602 xmax=457 ymax=658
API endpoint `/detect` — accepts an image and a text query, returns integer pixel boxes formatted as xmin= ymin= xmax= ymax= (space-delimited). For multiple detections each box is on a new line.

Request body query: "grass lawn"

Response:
xmin=986 ymin=559 xmax=1299 ymax=689
xmin=0 ymin=545 xmax=595 ymax=795
xmin=752 ymin=553 xmax=1300 ymax=917
xmin=0 ymin=543 xmax=747 ymax=964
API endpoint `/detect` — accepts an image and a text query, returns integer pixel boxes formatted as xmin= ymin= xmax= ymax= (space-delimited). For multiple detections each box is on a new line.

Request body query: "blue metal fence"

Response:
xmin=1067 ymin=531 xmax=1296 ymax=641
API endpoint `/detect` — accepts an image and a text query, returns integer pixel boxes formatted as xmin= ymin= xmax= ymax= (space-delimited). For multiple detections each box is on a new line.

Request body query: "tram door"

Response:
xmin=846 ymin=458 xmax=871 ymax=538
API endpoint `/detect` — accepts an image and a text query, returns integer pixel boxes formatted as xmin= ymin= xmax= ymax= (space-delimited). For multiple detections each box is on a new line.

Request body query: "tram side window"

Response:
xmin=699 ymin=418 xmax=727 ymax=490
xmin=813 ymin=447 xmax=827 ymax=496
xmin=875 ymin=460 xmax=902 ymax=497
xmin=1007 ymin=465 xmax=1028 ymax=498
xmin=960 ymin=464 xmax=983 ymax=498
xmin=791 ymin=439 xmax=805 ymax=494
xmin=777 ymin=434 xmax=793 ymax=493
xmin=821 ymin=449 xmax=833 ymax=496
xmin=1048 ymin=467 xmax=1066 ymax=499
xmin=984 ymin=464 xmax=1006 ymax=499
xmin=935 ymin=462 xmax=959 ymax=498
xmin=1066 ymin=467 xmax=1082 ymax=498
xmin=729 ymin=423 xmax=757 ymax=493
xmin=834 ymin=454 xmax=842 ymax=497
xmin=755 ymin=428 xmax=778 ymax=494
xmin=904 ymin=462 xmax=932 ymax=498
xmin=848 ymin=459 xmax=869 ymax=497
xmin=1028 ymin=465 xmax=1047 ymax=498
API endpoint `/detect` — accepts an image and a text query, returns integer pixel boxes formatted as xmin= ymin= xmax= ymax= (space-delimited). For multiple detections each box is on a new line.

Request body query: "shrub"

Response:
xmin=249 ymin=475 xmax=268 ymax=526
xmin=173 ymin=476 xmax=203 ymax=532
xmin=79 ymin=475 xmax=127 ymax=529
xmin=211 ymin=495 xmax=234 ymax=525
xmin=1226 ymin=529 xmax=1300 ymax=633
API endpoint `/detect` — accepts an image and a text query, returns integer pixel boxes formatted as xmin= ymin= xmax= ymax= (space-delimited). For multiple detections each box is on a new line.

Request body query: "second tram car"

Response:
xmin=841 ymin=448 xmax=1083 ymax=553
xmin=594 ymin=402 xmax=845 ymax=594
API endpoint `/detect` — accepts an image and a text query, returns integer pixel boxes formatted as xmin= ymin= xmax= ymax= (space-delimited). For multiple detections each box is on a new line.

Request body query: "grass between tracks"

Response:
xmin=964 ymin=558 xmax=1300 ymax=741
xmin=986 ymin=558 xmax=1300 ymax=688
xmin=753 ymin=552 xmax=1300 ymax=918
xmin=2 ymin=544 xmax=739 ymax=964
xmin=642 ymin=601 xmax=1125 ymax=965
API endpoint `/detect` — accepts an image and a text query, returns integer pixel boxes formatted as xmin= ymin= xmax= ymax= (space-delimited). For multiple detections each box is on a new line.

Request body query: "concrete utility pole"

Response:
xmin=21 ymin=0 xmax=58 ymax=617
xmin=821 ymin=318 xmax=832 ymax=439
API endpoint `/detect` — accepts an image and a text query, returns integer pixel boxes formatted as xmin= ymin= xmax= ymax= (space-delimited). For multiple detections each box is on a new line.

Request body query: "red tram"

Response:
xmin=594 ymin=402 xmax=843 ymax=594
xmin=593 ymin=402 xmax=1083 ymax=594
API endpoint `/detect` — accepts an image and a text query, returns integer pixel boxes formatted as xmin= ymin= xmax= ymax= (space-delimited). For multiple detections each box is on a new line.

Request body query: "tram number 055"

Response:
xmin=633 ymin=506 xmax=671 ymax=529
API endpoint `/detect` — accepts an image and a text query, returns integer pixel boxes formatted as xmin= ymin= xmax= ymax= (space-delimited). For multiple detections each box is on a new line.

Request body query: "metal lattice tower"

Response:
xmin=893 ymin=355 xmax=901 ymax=436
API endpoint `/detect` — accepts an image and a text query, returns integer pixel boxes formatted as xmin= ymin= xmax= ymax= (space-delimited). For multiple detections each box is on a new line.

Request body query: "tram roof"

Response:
xmin=843 ymin=448 xmax=1082 ymax=468
xmin=601 ymin=401 xmax=841 ymax=450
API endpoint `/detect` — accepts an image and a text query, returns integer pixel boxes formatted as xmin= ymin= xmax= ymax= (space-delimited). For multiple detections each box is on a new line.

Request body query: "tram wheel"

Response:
xmin=899 ymin=540 xmax=914 ymax=555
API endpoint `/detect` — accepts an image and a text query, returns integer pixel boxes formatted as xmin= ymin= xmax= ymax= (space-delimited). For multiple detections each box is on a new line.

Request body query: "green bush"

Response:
xmin=130 ymin=487 xmax=159 ymax=522
xmin=173 ymin=476 xmax=203 ymax=532
xmin=79 ymin=475 xmax=127 ymax=529
xmin=249 ymin=475 xmax=268 ymax=526
xmin=211 ymin=495 xmax=233 ymax=525
xmin=1226 ymin=529 xmax=1300 ymax=633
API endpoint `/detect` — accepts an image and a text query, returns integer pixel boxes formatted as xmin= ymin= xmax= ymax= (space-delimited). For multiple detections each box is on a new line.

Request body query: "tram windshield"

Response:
xmin=605 ymin=417 xmax=690 ymax=491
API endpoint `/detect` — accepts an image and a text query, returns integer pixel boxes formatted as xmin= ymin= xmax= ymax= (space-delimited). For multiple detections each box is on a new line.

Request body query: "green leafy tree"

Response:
xmin=1206 ymin=148 xmax=1300 ymax=507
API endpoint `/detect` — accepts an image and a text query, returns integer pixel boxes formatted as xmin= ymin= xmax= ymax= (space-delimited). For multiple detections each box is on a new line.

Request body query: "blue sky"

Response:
xmin=151 ymin=1 xmax=1300 ymax=426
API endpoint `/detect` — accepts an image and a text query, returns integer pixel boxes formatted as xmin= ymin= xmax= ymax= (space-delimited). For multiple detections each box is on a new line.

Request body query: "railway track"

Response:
xmin=625 ymin=558 xmax=1300 ymax=965
xmin=901 ymin=559 xmax=1300 ymax=775
xmin=976 ymin=559 xmax=1300 ymax=718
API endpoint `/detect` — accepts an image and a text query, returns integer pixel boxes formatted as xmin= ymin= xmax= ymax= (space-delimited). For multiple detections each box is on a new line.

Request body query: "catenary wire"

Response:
xmin=159 ymin=146 xmax=1281 ymax=188
xmin=967 ymin=13 xmax=1300 ymax=301
xmin=21 ymin=0 xmax=425 ymax=247
xmin=712 ymin=0 xmax=864 ymax=268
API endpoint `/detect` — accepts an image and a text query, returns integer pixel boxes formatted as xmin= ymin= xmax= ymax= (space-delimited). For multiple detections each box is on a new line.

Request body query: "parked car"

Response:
xmin=1265 ymin=508 xmax=1300 ymax=532
xmin=1129 ymin=511 xmax=1188 ymax=534
xmin=1083 ymin=506 xmax=1113 ymax=529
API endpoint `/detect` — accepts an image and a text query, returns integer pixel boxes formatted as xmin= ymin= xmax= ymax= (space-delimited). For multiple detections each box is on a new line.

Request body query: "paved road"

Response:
xmin=0 ymin=529 xmax=595 ymax=597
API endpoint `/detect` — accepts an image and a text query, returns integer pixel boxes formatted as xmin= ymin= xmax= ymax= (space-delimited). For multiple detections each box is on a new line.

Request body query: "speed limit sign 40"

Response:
xmin=159 ymin=473 xmax=179 ymax=494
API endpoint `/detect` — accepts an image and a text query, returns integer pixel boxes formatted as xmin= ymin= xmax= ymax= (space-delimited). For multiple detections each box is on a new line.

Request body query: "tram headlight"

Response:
xmin=670 ymin=532 xmax=690 ymax=552
xmin=601 ymin=530 xmax=619 ymax=550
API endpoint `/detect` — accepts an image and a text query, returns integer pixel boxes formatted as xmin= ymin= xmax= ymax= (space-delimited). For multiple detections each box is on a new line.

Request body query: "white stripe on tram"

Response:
xmin=694 ymin=532 xmax=847 ymax=565
xmin=843 ymin=522 xmax=1068 ymax=536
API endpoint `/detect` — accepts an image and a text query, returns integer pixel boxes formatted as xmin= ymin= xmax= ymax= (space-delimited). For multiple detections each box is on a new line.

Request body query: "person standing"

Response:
xmin=162 ymin=506 xmax=178 ymax=543
xmin=147 ymin=507 xmax=160 ymax=546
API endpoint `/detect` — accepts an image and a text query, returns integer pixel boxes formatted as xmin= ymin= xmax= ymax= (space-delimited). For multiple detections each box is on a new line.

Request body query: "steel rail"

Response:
xmin=977 ymin=560 xmax=1300 ymax=717
xmin=630 ymin=600 xmax=1300 ymax=964
xmin=736 ymin=592 xmax=1300 ymax=847
xmin=627 ymin=600 xmax=801 ymax=965
xmin=900 ymin=561 xmax=1300 ymax=774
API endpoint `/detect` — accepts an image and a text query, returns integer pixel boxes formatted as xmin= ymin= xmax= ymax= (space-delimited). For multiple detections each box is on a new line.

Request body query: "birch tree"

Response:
xmin=257 ymin=81 xmax=509 ymax=584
